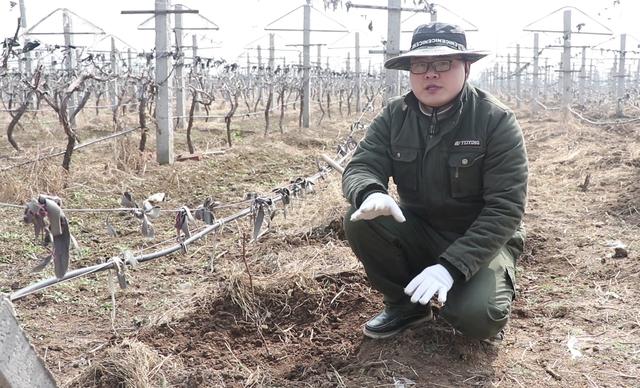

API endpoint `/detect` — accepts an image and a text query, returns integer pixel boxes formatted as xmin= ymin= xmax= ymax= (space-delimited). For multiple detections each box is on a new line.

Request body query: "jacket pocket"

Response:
xmin=448 ymin=152 xmax=485 ymax=198
xmin=389 ymin=146 xmax=418 ymax=191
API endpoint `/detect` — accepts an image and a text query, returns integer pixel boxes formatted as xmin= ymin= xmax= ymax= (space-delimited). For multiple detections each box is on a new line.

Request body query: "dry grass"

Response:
xmin=64 ymin=338 xmax=174 ymax=388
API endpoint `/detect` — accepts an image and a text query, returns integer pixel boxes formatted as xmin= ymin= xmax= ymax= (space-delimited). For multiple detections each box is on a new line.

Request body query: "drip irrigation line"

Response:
xmin=0 ymin=127 xmax=138 ymax=173
xmin=131 ymin=224 xmax=210 ymax=256
xmin=8 ymin=138 xmax=357 ymax=302
xmin=534 ymin=99 xmax=561 ymax=111
xmin=0 ymin=202 xmax=24 ymax=209
xmin=568 ymin=106 xmax=640 ymax=125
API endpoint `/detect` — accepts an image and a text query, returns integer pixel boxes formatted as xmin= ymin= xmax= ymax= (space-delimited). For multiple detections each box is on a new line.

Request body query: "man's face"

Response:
xmin=409 ymin=57 xmax=468 ymax=108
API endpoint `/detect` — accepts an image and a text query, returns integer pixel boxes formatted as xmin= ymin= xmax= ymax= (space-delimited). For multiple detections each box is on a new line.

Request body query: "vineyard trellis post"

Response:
xmin=302 ymin=0 xmax=310 ymax=128
xmin=385 ymin=0 xmax=401 ymax=101
xmin=269 ymin=33 xmax=275 ymax=69
xmin=610 ymin=54 xmax=617 ymax=97
xmin=155 ymin=0 xmax=174 ymax=164
xmin=543 ymin=57 xmax=548 ymax=101
xmin=561 ymin=9 xmax=571 ymax=116
xmin=493 ymin=62 xmax=500 ymax=92
xmin=62 ymin=9 xmax=77 ymax=128
xmin=579 ymin=46 xmax=586 ymax=105
xmin=109 ymin=37 xmax=119 ymax=109
xmin=636 ymin=57 xmax=640 ymax=88
xmin=175 ymin=3 xmax=186 ymax=130
xmin=0 ymin=298 xmax=57 ymax=388
xmin=516 ymin=44 xmax=521 ymax=108
xmin=355 ymin=31 xmax=361 ymax=112
xmin=531 ymin=33 xmax=539 ymax=113
xmin=589 ymin=58 xmax=594 ymax=94
xmin=507 ymin=53 xmax=511 ymax=98
xmin=192 ymin=34 xmax=199 ymax=114
xmin=616 ymin=33 xmax=626 ymax=117
xmin=19 ymin=0 xmax=33 ymax=80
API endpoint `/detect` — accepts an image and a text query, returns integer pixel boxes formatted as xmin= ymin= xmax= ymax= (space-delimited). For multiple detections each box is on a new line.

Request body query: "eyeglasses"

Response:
xmin=409 ymin=60 xmax=453 ymax=74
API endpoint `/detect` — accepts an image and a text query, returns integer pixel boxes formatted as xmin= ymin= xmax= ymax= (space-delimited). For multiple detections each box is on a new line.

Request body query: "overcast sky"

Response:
xmin=1 ymin=0 xmax=638 ymax=71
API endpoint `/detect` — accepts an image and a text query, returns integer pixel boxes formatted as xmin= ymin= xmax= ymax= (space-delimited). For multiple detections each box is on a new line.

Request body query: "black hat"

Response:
xmin=384 ymin=22 xmax=488 ymax=71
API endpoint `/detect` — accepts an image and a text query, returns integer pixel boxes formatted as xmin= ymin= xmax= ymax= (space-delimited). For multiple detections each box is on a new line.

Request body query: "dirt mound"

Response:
xmin=134 ymin=270 xmax=374 ymax=387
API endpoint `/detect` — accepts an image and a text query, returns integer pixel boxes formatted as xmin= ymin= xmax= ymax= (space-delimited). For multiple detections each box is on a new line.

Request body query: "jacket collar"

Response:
xmin=404 ymin=83 xmax=468 ymax=122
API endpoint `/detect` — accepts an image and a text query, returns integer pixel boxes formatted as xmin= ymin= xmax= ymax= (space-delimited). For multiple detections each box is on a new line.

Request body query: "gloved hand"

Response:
xmin=350 ymin=192 xmax=406 ymax=223
xmin=404 ymin=264 xmax=454 ymax=305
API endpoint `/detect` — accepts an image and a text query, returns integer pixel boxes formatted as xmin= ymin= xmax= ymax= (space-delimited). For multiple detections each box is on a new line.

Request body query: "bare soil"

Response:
xmin=1 ymin=106 xmax=639 ymax=387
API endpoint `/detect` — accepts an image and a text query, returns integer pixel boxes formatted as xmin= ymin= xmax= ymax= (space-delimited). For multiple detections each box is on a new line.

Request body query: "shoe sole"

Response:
xmin=362 ymin=315 xmax=430 ymax=339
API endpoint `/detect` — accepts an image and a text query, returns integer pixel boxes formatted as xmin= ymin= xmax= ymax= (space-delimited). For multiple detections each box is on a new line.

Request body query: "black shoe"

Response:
xmin=481 ymin=329 xmax=505 ymax=346
xmin=362 ymin=304 xmax=432 ymax=339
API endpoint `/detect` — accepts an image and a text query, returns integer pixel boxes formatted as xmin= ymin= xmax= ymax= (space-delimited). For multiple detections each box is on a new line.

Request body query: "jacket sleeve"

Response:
xmin=342 ymin=103 xmax=395 ymax=207
xmin=440 ymin=108 xmax=528 ymax=280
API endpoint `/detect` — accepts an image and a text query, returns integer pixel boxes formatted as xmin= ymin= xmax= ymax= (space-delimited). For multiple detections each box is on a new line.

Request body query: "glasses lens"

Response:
xmin=410 ymin=63 xmax=428 ymax=74
xmin=433 ymin=61 xmax=451 ymax=72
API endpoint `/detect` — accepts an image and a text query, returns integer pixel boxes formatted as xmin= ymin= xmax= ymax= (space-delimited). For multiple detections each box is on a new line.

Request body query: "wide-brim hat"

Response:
xmin=384 ymin=22 xmax=489 ymax=71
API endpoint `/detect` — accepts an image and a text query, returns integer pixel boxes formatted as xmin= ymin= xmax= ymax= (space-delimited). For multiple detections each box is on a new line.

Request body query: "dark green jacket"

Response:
xmin=342 ymin=83 xmax=528 ymax=281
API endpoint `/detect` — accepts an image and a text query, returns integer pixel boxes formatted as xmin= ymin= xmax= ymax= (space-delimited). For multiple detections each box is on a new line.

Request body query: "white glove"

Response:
xmin=404 ymin=264 xmax=454 ymax=305
xmin=350 ymin=192 xmax=406 ymax=223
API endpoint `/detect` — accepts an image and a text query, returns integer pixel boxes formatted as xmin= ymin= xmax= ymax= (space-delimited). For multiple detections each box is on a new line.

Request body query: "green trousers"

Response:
xmin=344 ymin=206 xmax=520 ymax=340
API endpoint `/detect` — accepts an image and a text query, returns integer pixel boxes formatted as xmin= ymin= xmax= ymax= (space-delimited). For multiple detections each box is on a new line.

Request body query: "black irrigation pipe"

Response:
xmin=8 ymin=147 xmax=354 ymax=302
xmin=0 ymin=127 xmax=138 ymax=173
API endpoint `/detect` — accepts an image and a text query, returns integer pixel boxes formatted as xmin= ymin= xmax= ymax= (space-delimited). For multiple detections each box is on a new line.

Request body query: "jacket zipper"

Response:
xmin=429 ymin=109 xmax=438 ymax=138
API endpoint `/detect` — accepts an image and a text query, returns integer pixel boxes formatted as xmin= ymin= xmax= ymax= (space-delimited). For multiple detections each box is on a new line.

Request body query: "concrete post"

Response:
xmin=516 ymin=44 xmax=521 ymax=108
xmin=579 ymin=46 xmax=586 ymax=105
xmin=63 ymin=9 xmax=76 ymax=127
xmin=155 ymin=0 xmax=174 ymax=164
xmin=543 ymin=57 xmax=548 ymax=101
xmin=506 ymin=53 xmax=511 ymax=98
xmin=355 ymin=32 xmax=361 ymax=112
xmin=617 ymin=33 xmax=626 ymax=117
xmin=532 ymin=33 xmax=539 ymax=113
xmin=0 ymin=297 xmax=57 ymax=388
xmin=109 ymin=37 xmax=119 ymax=108
xmin=174 ymin=4 xmax=185 ymax=129
xmin=589 ymin=59 xmax=595 ymax=93
xmin=561 ymin=9 xmax=572 ymax=114
xmin=346 ymin=51 xmax=351 ymax=72
xmin=384 ymin=0 xmax=401 ymax=101
xmin=302 ymin=0 xmax=311 ymax=128
xmin=19 ymin=0 xmax=32 ymax=78
xmin=192 ymin=34 xmax=200 ymax=114
xmin=269 ymin=33 xmax=275 ymax=70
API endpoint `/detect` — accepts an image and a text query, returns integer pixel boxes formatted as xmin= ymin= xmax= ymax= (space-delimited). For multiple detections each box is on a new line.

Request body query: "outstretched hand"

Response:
xmin=350 ymin=192 xmax=406 ymax=223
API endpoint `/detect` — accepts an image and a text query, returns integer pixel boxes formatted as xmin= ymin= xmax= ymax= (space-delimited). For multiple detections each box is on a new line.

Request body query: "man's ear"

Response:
xmin=464 ymin=62 xmax=471 ymax=80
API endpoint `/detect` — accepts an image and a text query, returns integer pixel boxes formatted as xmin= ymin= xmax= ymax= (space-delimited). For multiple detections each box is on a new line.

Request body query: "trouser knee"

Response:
xmin=443 ymin=300 xmax=511 ymax=340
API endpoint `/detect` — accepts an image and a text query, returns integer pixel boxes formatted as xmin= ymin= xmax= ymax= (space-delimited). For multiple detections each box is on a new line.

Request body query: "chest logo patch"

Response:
xmin=454 ymin=140 xmax=480 ymax=147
